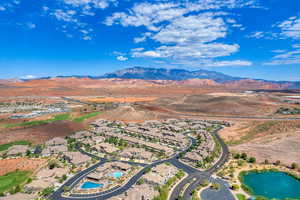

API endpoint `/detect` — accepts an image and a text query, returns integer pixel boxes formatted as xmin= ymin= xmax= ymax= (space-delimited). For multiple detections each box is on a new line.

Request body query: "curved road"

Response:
xmin=50 ymin=128 xmax=230 ymax=200
xmin=50 ymin=135 xmax=198 ymax=200
xmin=169 ymin=127 xmax=229 ymax=200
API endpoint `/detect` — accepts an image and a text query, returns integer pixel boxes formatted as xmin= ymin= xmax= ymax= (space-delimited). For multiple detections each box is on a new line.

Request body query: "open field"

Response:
xmin=0 ymin=158 xmax=46 ymax=176
xmin=85 ymin=96 xmax=158 ymax=103
xmin=0 ymin=120 xmax=85 ymax=145
xmin=220 ymin=120 xmax=300 ymax=165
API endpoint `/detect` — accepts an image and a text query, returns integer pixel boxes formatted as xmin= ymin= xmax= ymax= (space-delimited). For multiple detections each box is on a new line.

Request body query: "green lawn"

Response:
xmin=73 ymin=112 xmax=102 ymax=123
xmin=3 ymin=113 xmax=71 ymax=128
xmin=0 ymin=141 xmax=31 ymax=152
xmin=2 ymin=111 xmax=102 ymax=129
xmin=0 ymin=171 xmax=31 ymax=194
xmin=236 ymin=193 xmax=247 ymax=200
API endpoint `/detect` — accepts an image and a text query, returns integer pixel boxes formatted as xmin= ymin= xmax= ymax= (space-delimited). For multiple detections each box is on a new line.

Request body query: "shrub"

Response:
xmin=236 ymin=194 xmax=246 ymax=200
xmin=248 ymin=157 xmax=256 ymax=163
xmin=211 ymin=183 xmax=220 ymax=190
xmin=291 ymin=162 xmax=299 ymax=169
xmin=233 ymin=153 xmax=240 ymax=159
xmin=241 ymin=153 xmax=247 ymax=160
xmin=231 ymin=184 xmax=240 ymax=190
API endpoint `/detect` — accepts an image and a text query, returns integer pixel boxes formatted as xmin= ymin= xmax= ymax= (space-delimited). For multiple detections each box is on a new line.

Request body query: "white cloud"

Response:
xmin=105 ymin=0 xmax=260 ymax=67
xmin=152 ymin=14 xmax=227 ymax=44
xmin=132 ymin=43 xmax=239 ymax=59
xmin=205 ymin=60 xmax=252 ymax=67
xmin=277 ymin=16 xmax=300 ymax=39
xmin=104 ymin=2 xmax=187 ymax=31
xmin=27 ymin=23 xmax=36 ymax=29
xmin=22 ymin=75 xmax=37 ymax=80
xmin=264 ymin=46 xmax=300 ymax=65
xmin=247 ymin=31 xmax=264 ymax=39
xmin=63 ymin=0 xmax=117 ymax=9
xmin=116 ymin=55 xmax=128 ymax=61
xmin=271 ymin=49 xmax=286 ymax=53
xmin=134 ymin=32 xmax=152 ymax=43
xmin=0 ymin=6 xmax=6 ymax=11
xmin=104 ymin=0 xmax=258 ymax=30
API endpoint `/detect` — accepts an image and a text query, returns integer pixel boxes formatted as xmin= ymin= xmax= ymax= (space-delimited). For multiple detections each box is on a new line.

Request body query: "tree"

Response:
xmin=291 ymin=162 xmax=299 ymax=169
xmin=275 ymin=160 xmax=281 ymax=166
xmin=211 ymin=183 xmax=220 ymax=190
xmin=233 ymin=153 xmax=240 ymax=159
xmin=248 ymin=157 xmax=256 ymax=163
xmin=241 ymin=153 xmax=247 ymax=160
xmin=15 ymin=185 xmax=22 ymax=193
xmin=264 ymin=159 xmax=269 ymax=164
xmin=63 ymin=186 xmax=71 ymax=192
xmin=231 ymin=184 xmax=239 ymax=190
xmin=202 ymin=179 xmax=209 ymax=187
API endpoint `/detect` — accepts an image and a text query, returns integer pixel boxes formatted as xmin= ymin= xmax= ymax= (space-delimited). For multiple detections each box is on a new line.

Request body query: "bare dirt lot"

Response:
xmin=0 ymin=120 xmax=84 ymax=145
xmin=0 ymin=158 xmax=46 ymax=176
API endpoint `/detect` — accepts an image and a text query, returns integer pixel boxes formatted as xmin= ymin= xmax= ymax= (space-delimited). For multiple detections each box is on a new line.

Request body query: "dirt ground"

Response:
xmin=220 ymin=120 xmax=300 ymax=166
xmin=99 ymin=105 xmax=168 ymax=122
xmin=84 ymin=96 xmax=158 ymax=103
xmin=0 ymin=158 xmax=46 ymax=176
xmin=0 ymin=120 xmax=85 ymax=145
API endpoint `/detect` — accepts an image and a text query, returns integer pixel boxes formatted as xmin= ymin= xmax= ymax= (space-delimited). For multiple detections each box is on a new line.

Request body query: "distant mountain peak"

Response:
xmin=100 ymin=66 xmax=241 ymax=82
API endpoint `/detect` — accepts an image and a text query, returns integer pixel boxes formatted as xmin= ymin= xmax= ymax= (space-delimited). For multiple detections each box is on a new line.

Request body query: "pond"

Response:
xmin=241 ymin=171 xmax=300 ymax=199
xmin=80 ymin=181 xmax=104 ymax=189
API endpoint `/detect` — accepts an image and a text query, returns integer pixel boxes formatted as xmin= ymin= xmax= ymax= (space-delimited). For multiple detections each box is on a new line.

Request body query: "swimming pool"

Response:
xmin=109 ymin=171 xmax=123 ymax=179
xmin=80 ymin=181 xmax=104 ymax=189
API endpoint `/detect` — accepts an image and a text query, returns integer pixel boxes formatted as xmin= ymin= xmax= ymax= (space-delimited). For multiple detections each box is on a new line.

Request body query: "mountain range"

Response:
xmin=32 ymin=66 xmax=300 ymax=89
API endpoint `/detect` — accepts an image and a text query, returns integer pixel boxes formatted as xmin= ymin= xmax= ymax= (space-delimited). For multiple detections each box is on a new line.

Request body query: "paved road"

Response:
xmin=169 ymin=127 xmax=231 ymax=200
xmin=50 ymin=128 xmax=231 ymax=200
xmin=200 ymin=178 xmax=235 ymax=200
xmin=49 ymin=134 xmax=197 ymax=200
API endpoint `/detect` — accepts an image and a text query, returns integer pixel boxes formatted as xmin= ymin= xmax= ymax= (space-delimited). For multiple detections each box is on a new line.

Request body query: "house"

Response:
xmin=63 ymin=151 xmax=91 ymax=166
xmin=70 ymin=131 xmax=93 ymax=139
xmin=119 ymin=148 xmax=152 ymax=160
xmin=152 ymin=164 xmax=177 ymax=178
xmin=111 ymin=162 xmax=132 ymax=171
xmin=45 ymin=137 xmax=67 ymax=146
xmin=113 ymin=184 xmax=159 ymax=200
xmin=184 ymin=152 xmax=203 ymax=163
xmin=95 ymin=143 xmax=118 ymax=154
xmin=6 ymin=145 xmax=29 ymax=156
xmin=92 ymin=136 xmax=105 ymax=143
xmin=42 ymin=145 xmax=68 ymax=156
xmin=143 ymin=172 xmax=166 ymax=185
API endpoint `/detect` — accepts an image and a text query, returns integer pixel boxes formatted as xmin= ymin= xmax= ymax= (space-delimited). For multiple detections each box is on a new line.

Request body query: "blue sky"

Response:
xmin=0 ymin=0 xmax=300 ymax=81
